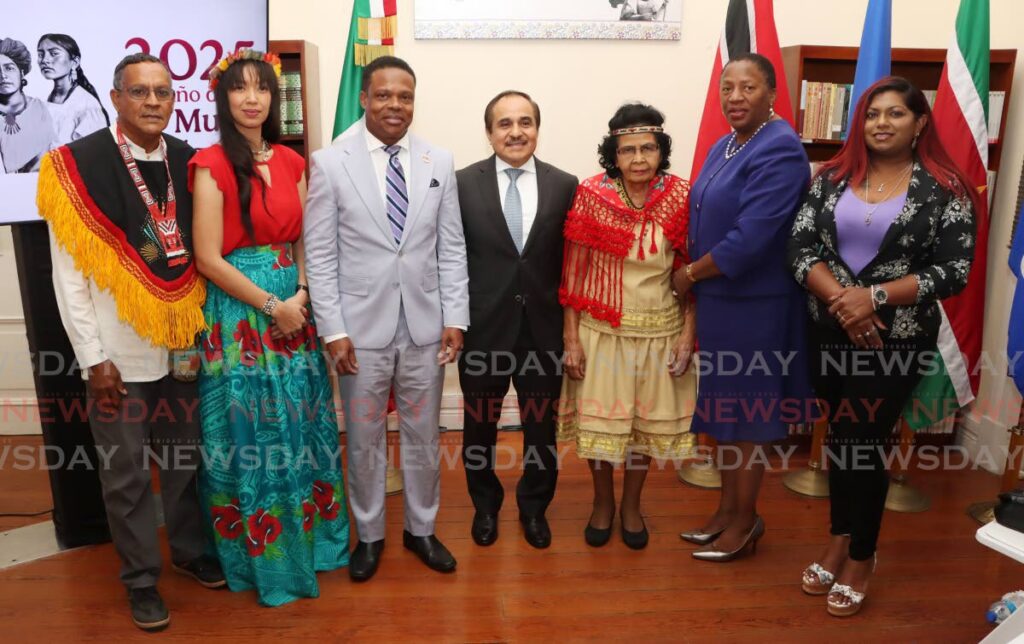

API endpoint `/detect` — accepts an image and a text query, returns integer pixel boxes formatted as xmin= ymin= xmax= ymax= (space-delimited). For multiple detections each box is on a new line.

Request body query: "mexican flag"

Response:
xmin=332 ymin=0 xmax=398 ymax=138
xmin=689 ymin=0 xmax=795 ymax=181
xmin=904 ymin=0 xmax=990 ymax=430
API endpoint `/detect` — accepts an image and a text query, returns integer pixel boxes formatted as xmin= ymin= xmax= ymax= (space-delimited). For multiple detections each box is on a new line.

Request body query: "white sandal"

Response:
xmin=801 ymin=563 xmax=836 ymax=595
xmin=827 ymin=583 xmax=867 ymax=617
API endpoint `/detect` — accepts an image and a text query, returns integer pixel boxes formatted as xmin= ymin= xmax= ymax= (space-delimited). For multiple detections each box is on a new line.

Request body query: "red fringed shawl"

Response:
xmin=559 ymin=173 xmax=690 ymax=327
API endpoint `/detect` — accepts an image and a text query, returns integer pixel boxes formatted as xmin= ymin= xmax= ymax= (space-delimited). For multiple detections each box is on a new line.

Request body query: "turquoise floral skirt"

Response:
xmin=198 ymin=244 xmax=349 ymax=607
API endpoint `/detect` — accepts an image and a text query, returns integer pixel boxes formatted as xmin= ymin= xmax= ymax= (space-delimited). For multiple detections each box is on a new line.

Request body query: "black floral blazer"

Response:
xmin=786 ymin=161 xmax=976 ymax=339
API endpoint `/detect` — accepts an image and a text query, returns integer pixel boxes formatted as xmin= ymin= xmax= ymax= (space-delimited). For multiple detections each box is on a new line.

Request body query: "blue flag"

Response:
xmin=1010 ymin=207 xmax=1024 ymax=396
xmin=846 ymin=0 xmax=892 ymax=138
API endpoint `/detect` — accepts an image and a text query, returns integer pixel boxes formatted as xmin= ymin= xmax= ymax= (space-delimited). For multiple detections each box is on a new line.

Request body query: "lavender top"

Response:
xmin=834 ymin=187 xmax=907 ymax=275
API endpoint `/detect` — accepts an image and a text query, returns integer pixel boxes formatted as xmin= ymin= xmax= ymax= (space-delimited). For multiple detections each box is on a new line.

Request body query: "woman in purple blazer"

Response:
xmin=673 ymin=53 xmax=812 ymax=562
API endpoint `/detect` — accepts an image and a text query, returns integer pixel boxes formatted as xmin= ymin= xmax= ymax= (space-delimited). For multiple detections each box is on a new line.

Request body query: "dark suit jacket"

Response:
xmin=457 ymin=155 xmax=578 ymax=354
xmin=786 ymin=161 xmax=976 ymax=340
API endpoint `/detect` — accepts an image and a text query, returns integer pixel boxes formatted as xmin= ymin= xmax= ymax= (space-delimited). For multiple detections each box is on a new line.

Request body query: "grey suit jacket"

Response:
xmin=303 ymin=124 xmax=470 ymax=349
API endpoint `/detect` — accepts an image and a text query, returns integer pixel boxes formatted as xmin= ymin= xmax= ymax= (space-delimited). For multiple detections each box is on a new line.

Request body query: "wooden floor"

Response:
xmin=0 ymin=432 xmax=1016 ymax=642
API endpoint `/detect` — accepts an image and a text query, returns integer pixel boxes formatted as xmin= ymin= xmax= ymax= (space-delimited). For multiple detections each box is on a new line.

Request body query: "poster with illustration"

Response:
xmin=0 ymin=0 xmax=266 ymax=223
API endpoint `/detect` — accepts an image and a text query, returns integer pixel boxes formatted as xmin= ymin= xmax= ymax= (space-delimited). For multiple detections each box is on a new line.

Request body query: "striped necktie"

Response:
xmin=504 ymin=168 xmax=524 ymax=253
xmin=384 ymin=144 xmax=407 ymax=245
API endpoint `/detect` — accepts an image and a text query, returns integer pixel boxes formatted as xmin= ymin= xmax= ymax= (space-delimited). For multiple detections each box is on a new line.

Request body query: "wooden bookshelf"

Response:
xmin=269 ymin=40 xmax=321 ymax=169
xmin=781 ymin=46 xmax=1017 ymax=171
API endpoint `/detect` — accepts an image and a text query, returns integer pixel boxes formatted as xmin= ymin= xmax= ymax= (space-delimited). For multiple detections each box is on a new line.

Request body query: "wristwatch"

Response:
xmin=870 ymin=284 xmax=888 ymax=310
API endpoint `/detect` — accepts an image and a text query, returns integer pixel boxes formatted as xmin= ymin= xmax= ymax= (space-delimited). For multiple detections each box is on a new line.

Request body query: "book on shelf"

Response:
xmin=277 ymin=71 xmax=305 ymax=136
xmin=989 ymin=90 xmax=1005 ymax=144
xmin=798 ymin=81 xmax=853 ymax=142
xmin=799 ymin=83 xmax=1006 ymax=146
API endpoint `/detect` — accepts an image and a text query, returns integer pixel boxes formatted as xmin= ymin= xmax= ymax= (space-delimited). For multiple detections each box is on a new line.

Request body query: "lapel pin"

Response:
xmin=422 ymin=153 xmax=432 ymax=164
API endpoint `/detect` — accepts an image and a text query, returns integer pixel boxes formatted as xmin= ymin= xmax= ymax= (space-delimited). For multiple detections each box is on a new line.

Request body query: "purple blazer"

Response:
xmin=688 ymin=119 xmax=810 ymax=298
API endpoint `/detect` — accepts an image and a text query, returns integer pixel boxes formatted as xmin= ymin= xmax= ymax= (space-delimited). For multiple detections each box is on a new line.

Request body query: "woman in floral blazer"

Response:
xmin=786 ymin=77 xmax=978 ymax=617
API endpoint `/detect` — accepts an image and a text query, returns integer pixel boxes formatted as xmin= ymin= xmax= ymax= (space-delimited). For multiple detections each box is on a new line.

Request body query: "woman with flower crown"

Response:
xmin=189 ymin=49 xmax=349 ymax=606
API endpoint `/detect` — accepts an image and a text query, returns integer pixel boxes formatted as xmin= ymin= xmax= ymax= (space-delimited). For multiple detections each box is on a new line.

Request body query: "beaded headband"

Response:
xmin=208 ymin=49 xmax=282 ymax=90
xmin=610 ymin=125 xmax=664 ymax=136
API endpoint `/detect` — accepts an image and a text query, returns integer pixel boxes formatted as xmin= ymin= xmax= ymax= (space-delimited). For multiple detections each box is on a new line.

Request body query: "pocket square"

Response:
xmin=429 ymin=178 xmax=440 ymax=188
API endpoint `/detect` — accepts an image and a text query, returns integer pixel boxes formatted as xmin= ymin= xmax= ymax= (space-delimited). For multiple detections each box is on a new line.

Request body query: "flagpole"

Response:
xmin=884 ymin=418 xmax=931 ymax=513
xmin=677 ymin=435 xmax=722 ymax=489
xmin=783 ymin=412 xmax=829 ymax=498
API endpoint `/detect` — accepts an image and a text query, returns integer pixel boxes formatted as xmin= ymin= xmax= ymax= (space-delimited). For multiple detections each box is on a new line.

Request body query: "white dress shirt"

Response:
xmin=495 ymin=155 xmax=538 ymax=241
xmin=322 ymin=127 xmax=463 ymax=345
xmin=50 ymin=125 xmax=171 ymax=382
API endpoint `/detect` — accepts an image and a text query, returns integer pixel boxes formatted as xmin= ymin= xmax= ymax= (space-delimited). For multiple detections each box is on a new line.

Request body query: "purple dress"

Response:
xmin=688 ymin=120 xmax=814 ymax=443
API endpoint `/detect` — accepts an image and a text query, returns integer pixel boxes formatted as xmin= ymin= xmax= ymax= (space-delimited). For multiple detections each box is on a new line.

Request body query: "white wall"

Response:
xmin=269 ymin=0 xmax=1024 ymax=461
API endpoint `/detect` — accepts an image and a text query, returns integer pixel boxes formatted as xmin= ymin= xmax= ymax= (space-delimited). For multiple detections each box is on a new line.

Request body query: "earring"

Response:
xmin=70 ymin=68 xmax=78 ymax=84
xmin=912 ymin=134 xmax=919 ymax=149
xmin=21 ymin=78 xmax=27 ymax=87
xmin=769 ymin=105 xmax=775 ymax=119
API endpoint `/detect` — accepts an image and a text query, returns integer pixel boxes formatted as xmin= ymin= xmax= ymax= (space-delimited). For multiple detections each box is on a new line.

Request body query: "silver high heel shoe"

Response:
xmin=679 ymin=527 xmax=725 ymax=546
xmin=691 ymin=516 xmax=765 ymax=562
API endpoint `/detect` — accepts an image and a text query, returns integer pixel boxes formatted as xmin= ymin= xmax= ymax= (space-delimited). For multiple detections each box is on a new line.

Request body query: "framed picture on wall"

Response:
xmin=414 ymin=0 xmax=682 ymax=40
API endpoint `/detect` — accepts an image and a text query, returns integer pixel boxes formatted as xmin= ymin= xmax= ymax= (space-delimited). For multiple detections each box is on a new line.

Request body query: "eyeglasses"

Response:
xmin=616 ymin=143 xmax=660 ymax=157
xmin=120 ymin=85 xmax=174 ymax=102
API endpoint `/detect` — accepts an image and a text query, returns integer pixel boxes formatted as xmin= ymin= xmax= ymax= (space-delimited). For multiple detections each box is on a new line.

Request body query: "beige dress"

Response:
xmin=557 ymin=220 xmax=697 ymax=462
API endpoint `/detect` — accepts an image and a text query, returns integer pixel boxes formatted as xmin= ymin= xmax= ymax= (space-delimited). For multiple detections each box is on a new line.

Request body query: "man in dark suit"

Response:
xmin=456 ymin=90 xmax=578 ymax=548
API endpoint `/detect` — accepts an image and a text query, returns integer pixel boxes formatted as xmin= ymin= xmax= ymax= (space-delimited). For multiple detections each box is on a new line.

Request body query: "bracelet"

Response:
xmin=870 ymin=284 xmax=879 ymax=311
xmin=685 ymin=263 xmax=697 ymax=283
xmin=261 ymin=293 xmax=280 ymax=316
xmin=297 ymin=284 xmax=310 ymax=294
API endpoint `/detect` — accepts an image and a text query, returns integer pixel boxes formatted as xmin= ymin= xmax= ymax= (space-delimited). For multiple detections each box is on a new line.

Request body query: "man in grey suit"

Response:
xmin=304 ymin=56 xmax=469 ymax=581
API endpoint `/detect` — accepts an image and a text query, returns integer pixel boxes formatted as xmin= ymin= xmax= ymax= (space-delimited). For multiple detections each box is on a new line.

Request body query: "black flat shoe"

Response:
xmin=403 ymin=530 xmax=456 ymax=573
xmin=471 ymin=513 xmax=499 ymax=546
xmin=349 ymin=539 xmax=385 ymax=581
xmin=520 ymin=515 xmax=551 ymax=549
xmin=621 ymin=514 xmax=649 ymax=550
xmin=584 ymin=512 xmax=613 ymax=547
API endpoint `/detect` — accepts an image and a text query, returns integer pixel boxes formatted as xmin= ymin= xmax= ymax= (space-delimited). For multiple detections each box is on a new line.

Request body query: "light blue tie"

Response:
xmin=503 ymin=168 xmax=524 ymax=253
xmin=384 ymin=144 xmax=407 ymax=245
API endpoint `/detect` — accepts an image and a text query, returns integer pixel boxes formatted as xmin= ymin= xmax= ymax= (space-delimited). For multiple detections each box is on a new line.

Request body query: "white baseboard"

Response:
xmin=0 ymin=397 xmax=42 ymax=436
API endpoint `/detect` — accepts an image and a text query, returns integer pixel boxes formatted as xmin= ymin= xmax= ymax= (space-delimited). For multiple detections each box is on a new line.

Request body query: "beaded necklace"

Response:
xmin=724 ymin=118 xmax=772 ymax=160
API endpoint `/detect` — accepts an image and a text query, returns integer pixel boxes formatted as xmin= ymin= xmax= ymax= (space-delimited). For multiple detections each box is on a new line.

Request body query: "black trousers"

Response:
xmin=809 ymin=323 xmax=937 ymax=561
xmin=458 ymin=317 xmax=561 ymax=518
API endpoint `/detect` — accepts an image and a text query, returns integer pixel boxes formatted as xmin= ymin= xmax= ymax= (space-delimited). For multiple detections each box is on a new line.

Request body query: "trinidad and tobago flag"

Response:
xmin=690 ymin=0 xmax=795 ymax=181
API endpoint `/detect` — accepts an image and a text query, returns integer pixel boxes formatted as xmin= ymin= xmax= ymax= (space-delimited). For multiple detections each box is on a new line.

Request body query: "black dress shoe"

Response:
xmin=520 ymin=515 xmax=551 ymax=549
xmin=349 ymin=540 xmax=385 ymax=581
xmin=402 ymin=530 xmax=456 ymax=573
xmin=471 ymin=513 xmax=499 ymax=546
xmin=128 ymin=586 xmax=170 ymax=632
xmin=172 ymin=554 xmax=226 ymax=589
xmin=621 ymin=514 xmax=649 ymax=550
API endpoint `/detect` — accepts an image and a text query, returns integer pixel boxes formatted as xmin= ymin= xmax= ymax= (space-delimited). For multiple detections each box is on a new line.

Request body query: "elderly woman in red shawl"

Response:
xmin=557 ymin=103 xmax=696 ymax=551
